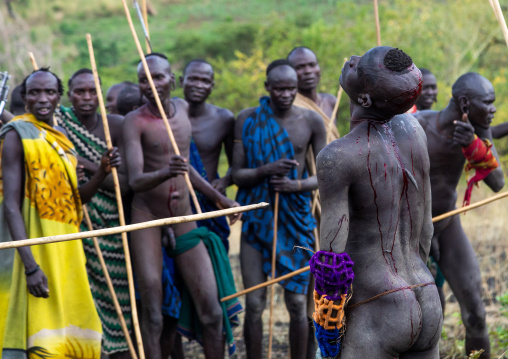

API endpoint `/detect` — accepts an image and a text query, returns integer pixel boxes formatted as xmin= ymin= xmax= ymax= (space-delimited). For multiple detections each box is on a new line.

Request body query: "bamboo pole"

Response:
xmin=374 ymin=0 xmax=381 ymax=46
xmin=0 ymin=203 xmax=267 ymax=250
xmin=431 ymin=190 xmax=508 ymax=223
xmin=221 ymin=266 xmax=311 ymax=303
xmin=267 ymin=192 xmax=279 ymax=359
xmin=328 ymin=57 xmax=347 ymax=142
xmin=490 ymin=0 xmax=508 ymax=48
xmin=86 ymin=33 xmax=145 ymax=359
xmin=120 ymin=0 xmax=202 ymax=214
xmin=28 ymin=52 xmax=38 ymax=70
xmin=83 ymin=206 xmax=138 ymax=359
xmin=141 ymin=0 xmax=150 ymax=53
xmin=221 ymin=190 xmax=508 ymax=301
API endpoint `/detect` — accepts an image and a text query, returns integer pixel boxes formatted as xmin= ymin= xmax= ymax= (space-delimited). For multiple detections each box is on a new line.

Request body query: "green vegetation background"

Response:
xmin=3 ymin=0 xmax=508 ymax=148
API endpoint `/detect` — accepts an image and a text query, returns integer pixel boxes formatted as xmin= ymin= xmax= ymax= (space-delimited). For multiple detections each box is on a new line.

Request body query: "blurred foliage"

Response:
xmin=2 ymin=0 xmax=508 ymax=154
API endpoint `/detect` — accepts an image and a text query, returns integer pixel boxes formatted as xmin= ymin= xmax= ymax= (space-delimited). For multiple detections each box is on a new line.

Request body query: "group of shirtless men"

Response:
xmin=0 ymin=44 xmax=503 ymax=359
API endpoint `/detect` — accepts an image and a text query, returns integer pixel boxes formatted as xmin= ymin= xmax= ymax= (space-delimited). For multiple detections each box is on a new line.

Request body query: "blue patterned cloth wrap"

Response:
xmin=189 ymin=138 xmax=231 ymax=252
xmin=236 ymin=96 xmax=316 ymax=294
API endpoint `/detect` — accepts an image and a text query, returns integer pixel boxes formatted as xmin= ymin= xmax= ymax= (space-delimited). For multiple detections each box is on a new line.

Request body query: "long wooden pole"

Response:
xmin=28 ymin=52 xmax=38 ymax=70
xmin=83 ymin=206 xmax=138 ymax=359
xmin=0 ymin=203 xmax=268 ymax=250
xmin=221 ymin=266 xmax=311 ymax=303
xmin=120 ymin=0 xmax=202 ymax=214
xmin=141 ymin=0 xmax=150 ymax=53
xmin=267 ymin=192 xmax=279 ymax=359
xmin=431 ymin=190 xmax=508 ymax=222
xmin=86 ymin=33 xmax=145 ymax=359
xmin=328 ymin=57 xmax=348 ymax=134
xmin=374 ymin=0 xmax=381 ymax=46
xmin=490 ymin=0 xmax=508 ymax=48
xmin=221 ymin=190 xmax=508 ymax=301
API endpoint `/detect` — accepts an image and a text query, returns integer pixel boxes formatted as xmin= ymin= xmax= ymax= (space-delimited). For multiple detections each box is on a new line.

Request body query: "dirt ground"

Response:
xmin=181 ymin=186 xmax=508 ymax=358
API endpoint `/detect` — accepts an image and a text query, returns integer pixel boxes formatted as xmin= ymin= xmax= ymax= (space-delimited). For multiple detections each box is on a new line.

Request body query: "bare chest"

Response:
xmin=140 ymin=116 xmax=192 ymax=163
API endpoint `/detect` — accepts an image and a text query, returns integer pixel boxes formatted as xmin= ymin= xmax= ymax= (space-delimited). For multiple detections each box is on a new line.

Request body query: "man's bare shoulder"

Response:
xmin=107 ymin=114 xmax=124 ymax=128
xmin=236 ymin=107 xmax=257 ymax=125
xmin=123 ymin=105 xmax=145 ymax=125
xmin=320 ymin=92 xmax=337 ymax=104
xmin=391 ymin=113 xmax=429 ymax=144
xmin=206 ymin=104 xmax=235 ymax=124
xmin=413 ymin=109 xmax=439 ymax=131
xmin=317 ymin=133 xmax=357 ymax=172
xmin=292 ymin=106 xmax=324 ymax=127
xmin=173 ymin=97 xmax=189 ymax=114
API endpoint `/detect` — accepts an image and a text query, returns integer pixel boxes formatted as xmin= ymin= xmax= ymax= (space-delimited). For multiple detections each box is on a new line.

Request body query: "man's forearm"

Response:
xmin=491 ymin=122 xmax=508 ymax=139
xmin=129 ymin=168 xmax=171 ymax=193
xmin=101 ymin=172 xmax=130 ymax=195
xmin=233 ymin=166 xmax=269 ymax=188
xmin=4 ymin=204 xmax=38 ymax=270
xmin=190 ymin=166 xmax=222 ymax=203
xmin=79 ymin=168 xmax=108 ymax=203
xmin=298 ymin=176 xmax=318 ymax=192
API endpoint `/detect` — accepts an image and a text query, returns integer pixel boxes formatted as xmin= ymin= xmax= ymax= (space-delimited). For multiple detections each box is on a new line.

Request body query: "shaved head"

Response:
xmin=287 ymin=46 xmax=316 ymax=63
xmin=138 ymin=55 xmax=172 ymax=75
xmin=267 ymin=65 xmax=297 ymax=84
xmin=452 ymin=73 xmax=492 ymax=101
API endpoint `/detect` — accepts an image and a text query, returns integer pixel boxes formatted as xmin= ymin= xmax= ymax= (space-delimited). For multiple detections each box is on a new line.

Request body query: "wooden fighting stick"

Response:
xmin=267 ymin=192 xmax=279 ymax=359
xmin=82 ymin=206 xmax=138 ymax=359
xmin=141 ymin=0 xmax=150 ymax=53
xmin=86 ymin=33 xmax=145 ymax=359
xmin=374 ymin=0 xmax=381 ymax=46
xmin=221 ymin=189 xmax=508 ymax=301
xmin=28 ymin=52 xmax=38 ymax=71
xmin=489 ymin=0 xmax=508 ymax=48
xmin=0 ymin=203 xmax=268 ymax=250
xmin=120 ymin=0 xmax=202 ymax=214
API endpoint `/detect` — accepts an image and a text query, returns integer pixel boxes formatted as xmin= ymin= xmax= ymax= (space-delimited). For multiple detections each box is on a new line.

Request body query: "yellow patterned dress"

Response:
xmin=0 ymin=114 xmax=102 ymax=359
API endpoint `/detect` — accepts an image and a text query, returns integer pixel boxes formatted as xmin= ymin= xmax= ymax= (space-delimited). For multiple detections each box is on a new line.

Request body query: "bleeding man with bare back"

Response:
xmin=313 ymin=47 xmax=442 ymax=358
xmin=123 ymin=53 xmax=242 ymax=359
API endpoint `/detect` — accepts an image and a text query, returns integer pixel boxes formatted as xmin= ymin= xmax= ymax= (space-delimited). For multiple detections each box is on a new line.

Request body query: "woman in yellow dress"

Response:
xmin=0 ymin=68 xmax=121 ymax=359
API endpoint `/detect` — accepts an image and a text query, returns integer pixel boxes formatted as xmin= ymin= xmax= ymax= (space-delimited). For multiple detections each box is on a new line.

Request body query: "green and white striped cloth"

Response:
xmin=57 ymin=106 xmax=132 ymax=355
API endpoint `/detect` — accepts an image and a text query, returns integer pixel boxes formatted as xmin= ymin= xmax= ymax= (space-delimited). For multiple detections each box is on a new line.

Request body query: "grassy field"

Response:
xmin=181 ymin=185 xmax=508 ymax=358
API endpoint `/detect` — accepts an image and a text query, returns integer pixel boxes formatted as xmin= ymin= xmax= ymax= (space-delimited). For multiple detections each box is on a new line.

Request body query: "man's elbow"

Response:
xmin=487 ymin=170 xmax=505 ymax=192
xmin=128 ymin=179 xmax=144 ymax=193
xmin=490 ymin=177 xmax=505 ymax=193
xmin=231 ymin=170 xmax=241 ymax=187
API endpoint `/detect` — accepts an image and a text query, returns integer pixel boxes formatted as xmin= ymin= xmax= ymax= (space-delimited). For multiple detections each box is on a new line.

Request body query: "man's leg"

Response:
xmin=306 ymin=277 xmax=316 ymax=359
xmin=131 ymin=210 xmax=164 ymax=359
xmin=399 ymin=346 xmax=439 ymax=359
xmin=160 ymin=315 xmax=178 ymax=359
xmin=240 ymin=235 xmax=267 ymax=359
xmin=174 ymin=241 xmax=224 ymax=359
xmin=285 ymin=290 xmax=309 ymax=359
xmin=437 ymin=215 xmax=490 ymax=358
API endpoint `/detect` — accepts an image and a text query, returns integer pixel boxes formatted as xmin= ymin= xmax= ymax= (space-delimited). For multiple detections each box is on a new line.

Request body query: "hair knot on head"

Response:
xmin=383 ymin=48 xmax=413 ymax=72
